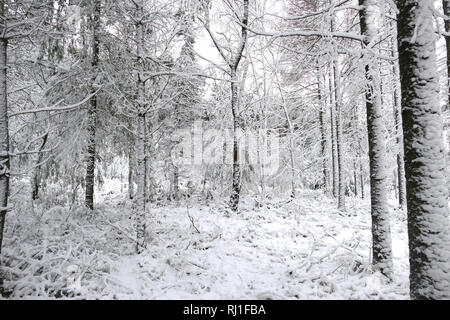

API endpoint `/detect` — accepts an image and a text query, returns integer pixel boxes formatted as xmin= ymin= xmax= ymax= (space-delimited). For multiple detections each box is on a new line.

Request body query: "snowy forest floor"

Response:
xmin=0 ymin=180 xmax=410 ymax=299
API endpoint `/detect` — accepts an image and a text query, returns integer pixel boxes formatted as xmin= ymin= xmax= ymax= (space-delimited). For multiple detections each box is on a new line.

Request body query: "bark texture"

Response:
xmin=85 ymin=0 xmax=100 ymax=210
xmin=136 ymin=113 xmax=147 ymax=253
xmin=443 ymin=0 xmax=450 ymax=113
xmin=228 ymin=0 xmax=249 ymax=212
xmin=318 ymin=65 xmax=329 ymax=192
xmin=442 ymin=0 xmax=450 ymax=191
xmin=229 ymin=69 xmax=241 ymax=211
xmin=328 ymin=66 xmax=339 ymax=198
xmin=333 ymin=59 xmax=345 ymax=210
xmin=391 ymin=19 xmax=407 ymax=208
xmin=135 ymin=0 xmax=147 ymax=253
xmin=397 ymin=0 xmax=450 ymax=299
xmin=0 ymin=2 xmax=10 ymax=290
xmin=31 ymin=133 xmax=48 ymax=200
xmin=128 ymin=141 xmax=134 ymax=200
xmin=359 ymin=0 xmax=393 ymax=278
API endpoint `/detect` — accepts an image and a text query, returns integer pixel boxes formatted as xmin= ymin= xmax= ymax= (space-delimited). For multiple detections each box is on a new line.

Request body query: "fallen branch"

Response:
xmin=186 ymin=207 xmax=200 ymax=234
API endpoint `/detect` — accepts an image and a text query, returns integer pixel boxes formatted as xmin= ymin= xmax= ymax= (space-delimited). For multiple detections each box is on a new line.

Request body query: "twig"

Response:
xmin=186 ymin=207 xmax=200 ymax=234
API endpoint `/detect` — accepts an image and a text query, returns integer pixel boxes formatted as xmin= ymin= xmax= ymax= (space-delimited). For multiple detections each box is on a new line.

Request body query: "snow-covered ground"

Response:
xmin=0 ymin=180 xmax=410 ymax=299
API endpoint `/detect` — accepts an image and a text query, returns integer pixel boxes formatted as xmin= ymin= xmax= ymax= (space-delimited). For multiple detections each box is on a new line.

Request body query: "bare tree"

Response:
xmin=204 ymin=0 xmax=249 ymax=212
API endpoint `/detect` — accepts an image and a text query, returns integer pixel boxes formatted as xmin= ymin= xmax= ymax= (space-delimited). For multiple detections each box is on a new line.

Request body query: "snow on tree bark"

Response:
xmin=85 ymin=0 xmax=100 ymax=210
xmin=328 ymin=65 xmax=339 ymax=198
xmin=442 ymin=0 xmax=450 ymax=190
xmin=359 ymin=149 xmax=365 ymax=199
xmin=128 ymin=141 xmax=134 ymax=200
xmin=227 ymin=0 xmax=248 ymax=212
xmin=397 ymin=0 xmax=450 ymax=299
xmin=333 ymin=58 xmax=345 ymax=211
xmin=317 ymin=64 xmax=329 ymax=192
xmin=133 ymin=0 xmax=148 ymax=253
xmin=391 ymin=28 xmax=407 ymax=208
xmin=31 ymin=132 xmax=48 ymax=200
xmin=443 ymin=0 xmax=450 ymax=113
xmin=359 ymin=0 xmax=393 ymax=278
xmin=229 ymin=69 xmax=241 ymax=211
xmin=136 ymin=113 xmax=147 ymax=253
xmin=0 ymin=1 xmax=9 ymax=289
xmin=353 ymin=158 xmax=358 ymax=197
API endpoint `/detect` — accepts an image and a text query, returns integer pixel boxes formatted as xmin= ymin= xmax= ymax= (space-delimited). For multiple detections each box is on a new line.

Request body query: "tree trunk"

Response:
xmin=277 ymin=74 xmax=296 ymax=198
xmin=31 ymin=133 xmax=48 ymax=200
xmin=393 ymin=168 xmax=398 ymax=200
xmin=0 ymin=2 xmax=10 ymax=291
xmin=443 ymin=0 xmax=450 ymax=113
xmin=135 ymin=0 xmax=147 ymax=253
xmin=391 ymin=19 xmax=407 ymax=208
xmin=397 ymin=0 xmax=450 ymax=299
xmin=128 ymin=141 xmax=134 ymax=200
xmin=206 ymin=0 xmax=248 ymax=212
xmin=318 ymin=64 xmax=329 ymax=192
xmin=328 ymin=66 xmax=339 ymax=198
xmin=135 ymin=113 xmax=146 ymax=253
xmin=259 ymin=56 xmax=268 ymax=202
xmin=359 ymin=0 xmax=393 ymax=279
xmin=442 ymin=0 xmax=450 ymax=191
xmin=359 ymin=150 xmax=365 ymax=199
xmin=172 ymin=158 xmax=180 ymax=201
xmin=229 ymin=68 xmax=241 ymax=211
xmin=333 ymin=58 xmax=346 ymax=210
xmin=353 ymin=158 xmax=358 ymax=197
xmin=85 ymin=0 xmax=100 ymax=210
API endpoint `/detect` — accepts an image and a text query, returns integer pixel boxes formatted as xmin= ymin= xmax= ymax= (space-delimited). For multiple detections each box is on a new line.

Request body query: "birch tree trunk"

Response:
xmin=397 ymin=0 xmax=450 ymax=299
xmin=0 ymin=1 xmax=10 ymax=285
xmin=229 ymin=68 xmax=241 ymax=211
xmin=333 ymin=58 xmax=345 ymax=210
xmin=359 ymin=0 xmax=393 ymax=278
xmin=85 ymin=0 xmax=100 ymax=210
xmin=228 ymin=0 xmax=248 ymax=212
xmin=328 ymin=66 xmax=339 ymax=198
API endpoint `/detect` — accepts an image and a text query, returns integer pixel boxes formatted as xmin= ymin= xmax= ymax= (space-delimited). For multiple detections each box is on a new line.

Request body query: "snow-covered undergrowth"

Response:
xmin=0 ymin=182 xmax=409 ymax=299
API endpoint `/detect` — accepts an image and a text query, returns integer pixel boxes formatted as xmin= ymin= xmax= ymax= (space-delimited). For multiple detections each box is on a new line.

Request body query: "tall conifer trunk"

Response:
xmin=135 ymin=0 xmax=147 ymax=253
xmin=359 ymin=0 xmax=393 ymax=278
xmin=397 ymin=0 xmax=450 ymax=299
